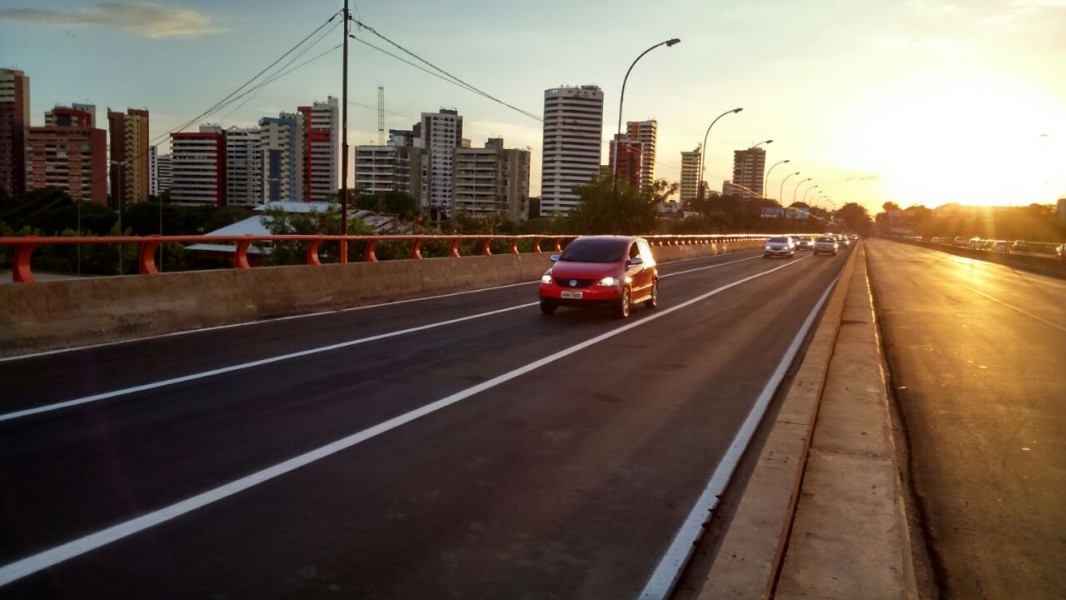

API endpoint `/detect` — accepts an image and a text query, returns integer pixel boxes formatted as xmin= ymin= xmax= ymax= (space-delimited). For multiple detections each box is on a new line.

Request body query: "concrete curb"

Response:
xmin=695 ymin=244 xmax=859 ymax=599
xmin=696 ymin=243 xmax=917 ymax=599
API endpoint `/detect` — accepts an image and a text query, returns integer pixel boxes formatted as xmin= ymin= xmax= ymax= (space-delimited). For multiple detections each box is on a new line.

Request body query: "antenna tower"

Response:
xmin=377 ymin=86 xmax=385 ymax=145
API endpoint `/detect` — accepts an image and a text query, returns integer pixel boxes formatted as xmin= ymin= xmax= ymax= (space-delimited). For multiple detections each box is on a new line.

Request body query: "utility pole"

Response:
xmin=340 ymin=0 xmax=350 ymax=261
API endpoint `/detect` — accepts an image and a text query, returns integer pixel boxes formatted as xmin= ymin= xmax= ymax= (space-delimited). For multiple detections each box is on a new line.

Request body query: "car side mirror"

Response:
xmin=549 ymin=254 xmax=560 ymax=262
xmin=628 ymin=256 xmax=643 ymax=266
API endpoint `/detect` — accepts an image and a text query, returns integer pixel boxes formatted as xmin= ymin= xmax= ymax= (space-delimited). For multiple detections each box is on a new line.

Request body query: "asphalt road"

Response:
xmin=1 ymin=248 xmax=848 ymax=599
xmin=866 ymin=239 xmax=1066 ymax=599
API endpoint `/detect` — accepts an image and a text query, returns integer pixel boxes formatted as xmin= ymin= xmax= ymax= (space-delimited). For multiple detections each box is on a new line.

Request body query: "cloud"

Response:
xmin=846 ymin=174 xmax=883 ymax=182
xmin=0 ymin=3 xmax=228 ymax=38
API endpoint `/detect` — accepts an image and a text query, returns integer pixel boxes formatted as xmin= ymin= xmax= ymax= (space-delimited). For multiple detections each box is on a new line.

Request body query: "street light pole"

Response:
xmin=780 ymin=171 xmax=800 ymax=205
xmin=792 ymin=177 xmax=812 ymax=205
xmin=764 ymin=159 xmax=790 ymax=200
xmin=697 ymin=107 xmax=742 ymax=201
xmin=802 ymin=184 xmax=820 ymax=204
xmin=613 ymin=38 xmax=681 ymax=199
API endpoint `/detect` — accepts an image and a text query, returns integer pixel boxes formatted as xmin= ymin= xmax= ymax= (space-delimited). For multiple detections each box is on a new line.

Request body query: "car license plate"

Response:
xmin=561 ymin=291 xmax=583 ymax=299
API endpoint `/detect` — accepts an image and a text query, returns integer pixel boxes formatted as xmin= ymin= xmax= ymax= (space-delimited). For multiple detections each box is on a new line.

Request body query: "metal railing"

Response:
xmin=0 ymin=233 xmax=768 ymax=283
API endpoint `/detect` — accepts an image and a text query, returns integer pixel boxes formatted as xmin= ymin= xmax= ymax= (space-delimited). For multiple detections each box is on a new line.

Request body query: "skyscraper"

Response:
xmin=609 ymin=134 xmax=643 ymax=190
xmin=626 ymin=120 xmax=657 ymax=189
xmin=107 ymin=107 xmax=150 ymax=208
xmin=170 ymin=126 xmax=225 ymax=207
xmin=453 ymin=138 xmax=530 ymax=222
xmin=731 ymin=147 xmax=767 ymax=199
xmin=224 ymin=126 xmax=262 ymax=207
xmin=540 ymin=85 xmax=603 ymax=216
xmin=0 ymin=68 xmax=30 ymax=197
xmin=259 ymin=112 xmax=304 ymax=203
xmin=298 ymin=97 xmax=338 ymax=202
xmin=420 ymin=108 xmax=463 ymax=216
xmin=27 ymin=104 xmax=107 ymax=204
xmin=680 ymin=148 xmax=701 ymax=204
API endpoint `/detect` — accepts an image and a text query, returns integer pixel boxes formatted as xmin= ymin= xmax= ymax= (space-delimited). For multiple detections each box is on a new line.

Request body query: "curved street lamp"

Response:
xmin=697 ymin=107 xmax=743 ymax=201
xmin=751 ymin=139 xmax=773 ymax=148
xmin=802 ymin=184 xmax=820 ymax=204
xmin=614 ymin=38 xmax=681 ymax=196
xmin=764 ymin=159 xmax=790 ymax=200
xmin=779 ymin=171 xmax=800 ymax=205
xmin=792 ymin=177 xmax=813 ymax=205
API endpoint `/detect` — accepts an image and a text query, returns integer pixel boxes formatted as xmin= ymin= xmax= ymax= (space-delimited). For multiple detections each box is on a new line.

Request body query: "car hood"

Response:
xmin=549 ymin=261 xmax=624 ymax=279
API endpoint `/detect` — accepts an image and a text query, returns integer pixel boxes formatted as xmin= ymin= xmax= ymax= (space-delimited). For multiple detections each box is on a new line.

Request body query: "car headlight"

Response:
xmin=541 ymin=271 xmax=553 ymax=285
xmin=596 ymin=276 xmax=619 ymax=287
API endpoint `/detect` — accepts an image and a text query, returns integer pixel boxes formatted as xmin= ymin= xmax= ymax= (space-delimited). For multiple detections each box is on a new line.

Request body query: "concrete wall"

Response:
xmin=0 ymin=239 xmax=764 ymax=357
xmin=908 ymin=240 xmax=1066 ymax=279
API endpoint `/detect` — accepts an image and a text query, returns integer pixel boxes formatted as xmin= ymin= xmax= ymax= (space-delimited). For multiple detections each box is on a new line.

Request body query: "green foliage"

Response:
xmin=565 ymin=176 xmax=676 ymax=235
xmin=836 ymin=202 xmax=872 ymax=233
xmin=355 ymin=191 xmax=420 ymax=218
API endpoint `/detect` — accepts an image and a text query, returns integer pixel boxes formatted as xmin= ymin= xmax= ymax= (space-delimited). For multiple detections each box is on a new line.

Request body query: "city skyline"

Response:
xmin=2 ymin=0 xmax=1064 ymax=214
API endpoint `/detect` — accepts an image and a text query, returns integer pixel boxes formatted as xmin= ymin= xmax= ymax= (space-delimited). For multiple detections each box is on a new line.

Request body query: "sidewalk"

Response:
xmin=694 ymin=243 xmax=916 ymax=599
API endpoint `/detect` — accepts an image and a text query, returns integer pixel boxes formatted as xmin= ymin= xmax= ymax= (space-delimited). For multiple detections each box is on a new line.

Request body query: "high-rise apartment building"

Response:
xmin=150 ymin=145 xmax=172 ymax=197
xmin=540 ymin=85 xmax=603 ymax=216
xmin=259 ymin=112 xmax=304 ymax=203
xmin=170 ymin=125 xmax=225 ymax=207
xmin=298 ymin=97 xmax=338 ymax=201
xmin=731 ymin=147 xmax=766 ymax=199
xmin=225 ymin=126 xmax=262 ymax=207
xmin=626 ymin=120 xmax=657 ymax=189
xmin=354 ymin=144 xmax=423 ymax=198
xmin=453 ymin=138 xmax=530 ymax=222
xmin=27 ymin=104 xmax=107 ymax=204
xmin=0 ymin=68 xmax=30 ymax=197
xmin=107 ymin=107 xmax=150 ymax=208
xmin=680 ymin=148 xmax=701 ymax=204
xmin=46 ymin=103 xmax=96 ymax=127
xmin=609 ymin=134 xmax=643 ymax=190
xmin=420 ymin=108 xmax=463 ymax=215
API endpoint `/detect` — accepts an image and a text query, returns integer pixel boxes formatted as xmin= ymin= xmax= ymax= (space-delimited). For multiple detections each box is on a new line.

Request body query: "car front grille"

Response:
xmin=554 ymin=277 xmax=595 ymax=288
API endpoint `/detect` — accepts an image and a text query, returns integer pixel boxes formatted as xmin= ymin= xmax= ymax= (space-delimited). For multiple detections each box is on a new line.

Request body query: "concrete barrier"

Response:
xmin=909 ymin=240 xmax=1066 ymax=279
xmin=0 ymin=241 xmax=762 ymax=357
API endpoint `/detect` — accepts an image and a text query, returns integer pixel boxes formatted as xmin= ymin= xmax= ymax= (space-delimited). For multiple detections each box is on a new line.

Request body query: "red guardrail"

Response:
xmin=0 ymin=233 xmax=769 ymax=283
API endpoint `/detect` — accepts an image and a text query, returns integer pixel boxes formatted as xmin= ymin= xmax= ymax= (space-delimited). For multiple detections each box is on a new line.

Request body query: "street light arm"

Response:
xmin=697 ymin=107 xmax=743 ymax=199
xmin=780 ymin=171 xmax=800 ymax=205
xmin=764 ymin=159 xmax=790 ymax=200
xmin=614 ymin=38 xmax=681 ymax=184
xmin=792 ymin=177 xmax=813 ymax=204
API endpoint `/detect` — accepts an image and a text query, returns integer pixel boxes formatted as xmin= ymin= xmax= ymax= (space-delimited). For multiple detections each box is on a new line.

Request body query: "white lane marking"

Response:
xmin=0 ymin=303 xmax=536 ymax=423
xmin=0 ymin=279 xmax=541 ymax=364
xmin=0 ymin=255 xmax=808 ymax=587
xmin=0 ymin=254 xmax=766 ymax=423
xmin=639 ymin=267 xmax=839 ymax=600
xmin=959 ymin=285 xmax=1066 ymax=334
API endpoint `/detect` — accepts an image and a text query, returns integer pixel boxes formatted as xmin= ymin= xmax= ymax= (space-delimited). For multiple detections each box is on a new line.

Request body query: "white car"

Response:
xmin=795 ymin=236 xmax=815 ymax=251
xmin=763 ymin=236 xmax=796 ymax=258
xmin=813 ymin=235 xmax=839 ymax=255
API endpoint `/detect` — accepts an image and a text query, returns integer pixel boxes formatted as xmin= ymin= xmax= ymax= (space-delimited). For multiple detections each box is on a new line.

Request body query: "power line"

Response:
xmin=350 ymin=18 xmax=541 ymax=122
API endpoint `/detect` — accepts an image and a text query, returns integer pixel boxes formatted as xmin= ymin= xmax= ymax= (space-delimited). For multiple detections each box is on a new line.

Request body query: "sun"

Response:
xmin=833 ymin=73 xmax=1064 ymax=208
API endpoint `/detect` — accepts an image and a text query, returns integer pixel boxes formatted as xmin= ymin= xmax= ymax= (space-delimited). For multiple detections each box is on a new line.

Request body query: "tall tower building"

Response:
xmin=420 ymin=108 xmax=463 ymax=216
xmin=46 ymin=103 xmax=96 ymax=127
xmin=259 ymin=112 xmax=304 ymax=203
xmin=224 ymin=126 xmax=262 ymax=207
xmin=540 ymin=85 xmax=603 ymax=216
xmin=27 ymin=104 xmax=107 ymax=204
xmin=0 ymin=68 xmax=30 ymax=197
xmin=626 ymin=119 xmax=657 ymax=189
xmin=149 ymin=145 xmax=173 ymax=197
xmin=170 ymin=125 xmax=225 ymax=207
xmin=107 ymin=107 xmax=150 ymax=208
xmin=609 ymin=134 xmax=643 ymax=190
xmin=680 ymin=148 xmax=701 ymax=204
xmin=731 ymin=147 xmax=766 ymax=199
xmin=298 ymin=97 xmax=338 ymax=202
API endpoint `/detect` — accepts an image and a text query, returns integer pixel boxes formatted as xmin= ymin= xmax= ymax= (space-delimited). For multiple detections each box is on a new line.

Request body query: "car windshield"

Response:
xmin=767 ymin=237 xmax=788 ymax=244
xmin=817 ymin=237 xmax=833 ymax=242
xmin=559 ymin=239 xmax=628 ymax=263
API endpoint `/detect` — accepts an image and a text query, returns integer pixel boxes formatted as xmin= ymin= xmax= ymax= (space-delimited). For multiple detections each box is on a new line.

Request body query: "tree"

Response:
xmin=836 ymin=202 xmax=872 ymax=233
xmin=882 ymin=201 xmax=902 ymax=213
xmin=565 ymin=177 xmax=676 ymax=235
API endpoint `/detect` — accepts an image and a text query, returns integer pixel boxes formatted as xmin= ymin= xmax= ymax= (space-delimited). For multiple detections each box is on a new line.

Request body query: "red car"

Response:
xmin=539 ymin=236 xmax=658 ymax=318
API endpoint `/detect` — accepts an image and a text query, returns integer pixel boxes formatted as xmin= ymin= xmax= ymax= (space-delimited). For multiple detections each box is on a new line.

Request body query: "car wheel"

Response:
xmin=644 ymin=280 xmax=658 ymax=309
xmin=615 ymin=287 xmax=631 ymax=319
xmin=540 ymin=300 xmax=557 ymax=315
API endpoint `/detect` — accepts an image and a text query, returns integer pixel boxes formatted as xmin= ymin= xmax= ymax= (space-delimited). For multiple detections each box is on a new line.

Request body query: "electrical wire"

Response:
xmin=351 ymin=18 xmax=541 ymax=122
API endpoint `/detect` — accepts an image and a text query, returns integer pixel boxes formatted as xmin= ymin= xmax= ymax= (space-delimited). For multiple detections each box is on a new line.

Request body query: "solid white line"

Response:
xmin=639 ymin=267 xmax=839 ymax=600
xmin=0 ymin=254 xmax=808 ymax=587
xmin=960 ymin=284 xmax=1066 ymax=334
xmin=0 ymin=254 xmax=764 ymax=423
xmin=0 ymin=303 xmax=536 ymax=423
xmin=0 ymin=279 xmax=541 ymax=364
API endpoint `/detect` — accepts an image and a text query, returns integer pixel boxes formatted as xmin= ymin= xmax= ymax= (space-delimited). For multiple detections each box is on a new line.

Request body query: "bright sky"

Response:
xmin=2 ymin=0 xmax=1064 ymax=214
